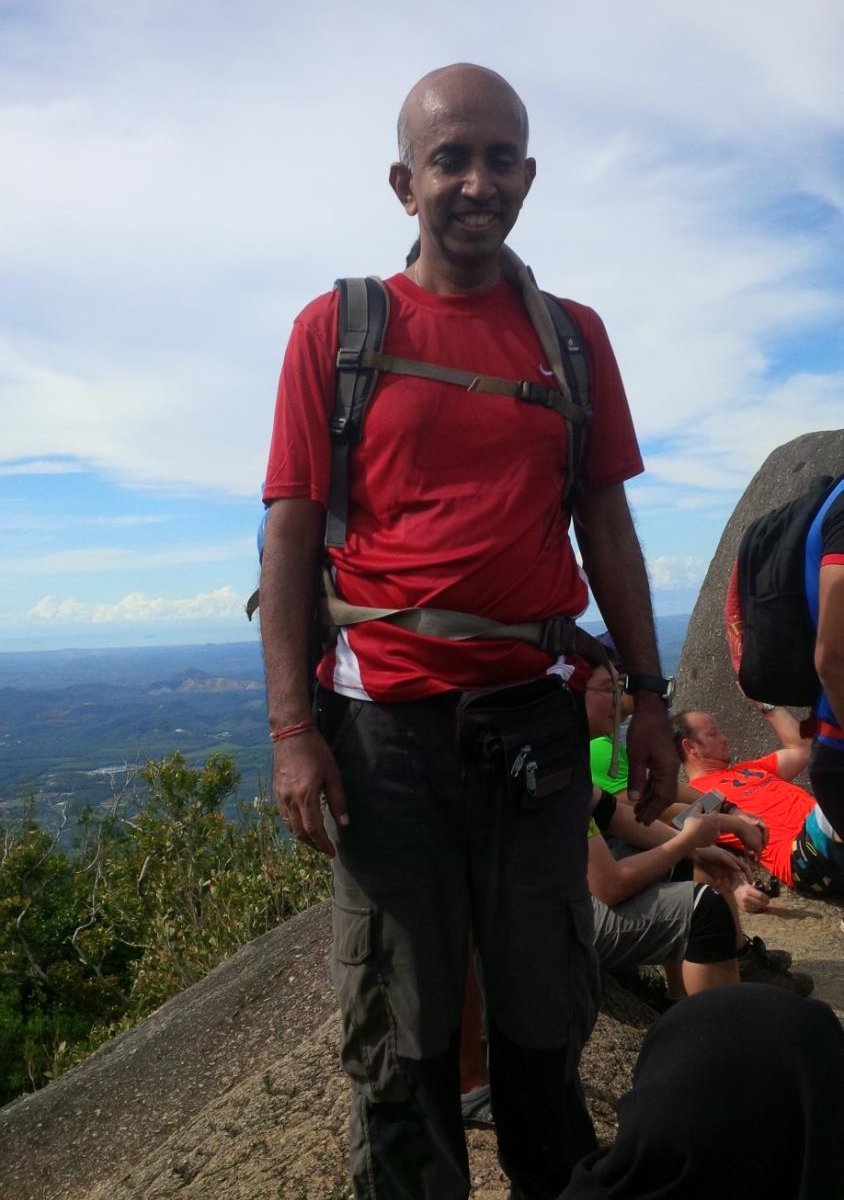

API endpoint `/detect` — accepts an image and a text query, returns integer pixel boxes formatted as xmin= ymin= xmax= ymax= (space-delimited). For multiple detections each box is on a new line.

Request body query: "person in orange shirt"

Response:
xmin=674 ymin=705 xmax=844 ymax=896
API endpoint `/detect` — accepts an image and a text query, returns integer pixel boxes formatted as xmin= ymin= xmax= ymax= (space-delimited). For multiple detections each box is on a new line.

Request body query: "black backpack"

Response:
xmin=732 ymin=474 xmax=840 ymax=705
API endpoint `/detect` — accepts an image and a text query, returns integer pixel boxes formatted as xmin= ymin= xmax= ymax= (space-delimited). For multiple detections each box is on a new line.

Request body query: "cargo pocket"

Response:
xmin=331 ymin=900 xmax=411 ymax=1103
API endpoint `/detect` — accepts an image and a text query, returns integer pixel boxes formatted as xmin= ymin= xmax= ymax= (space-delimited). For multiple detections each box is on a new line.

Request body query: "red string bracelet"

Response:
xmin=269 ymin=718 xmax=316 ymax=742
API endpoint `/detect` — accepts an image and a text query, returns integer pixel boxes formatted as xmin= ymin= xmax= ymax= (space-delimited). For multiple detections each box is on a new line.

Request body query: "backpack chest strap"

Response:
xmin=336 ymin=347 xmax=588 ymax=427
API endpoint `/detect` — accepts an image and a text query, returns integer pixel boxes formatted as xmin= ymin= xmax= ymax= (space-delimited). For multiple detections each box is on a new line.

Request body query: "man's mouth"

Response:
xmin=453 ymin=211 xmax=499 ymax=228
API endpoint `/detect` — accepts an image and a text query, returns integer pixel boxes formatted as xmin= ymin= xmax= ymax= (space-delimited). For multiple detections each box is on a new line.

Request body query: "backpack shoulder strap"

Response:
xmin=326 ymin=276 xmax=389 ymax=548
xmin=541 ymin=292 xmax=590 ymax=506
xmin=499 ymin=246 xmax=591 ymax=507
xmin=805 ymin=475 xmax=844 ymax=624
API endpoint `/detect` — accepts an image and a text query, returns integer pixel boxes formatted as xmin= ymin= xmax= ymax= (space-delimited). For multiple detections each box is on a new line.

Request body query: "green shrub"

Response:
xmin=0 ymin=753 xmax=331 ymax=1103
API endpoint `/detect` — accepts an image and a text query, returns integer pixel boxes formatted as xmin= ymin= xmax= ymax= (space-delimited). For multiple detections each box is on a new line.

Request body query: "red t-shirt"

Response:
xmin=690 ymin=754 xmax=814 ymax=886
xmin=263 ymin=272 xmax=643 ymax=701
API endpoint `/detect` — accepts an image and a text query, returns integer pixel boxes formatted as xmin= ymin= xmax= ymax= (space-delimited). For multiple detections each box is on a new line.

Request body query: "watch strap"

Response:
xmin=624 ymin=673 xmax=673 ymax=703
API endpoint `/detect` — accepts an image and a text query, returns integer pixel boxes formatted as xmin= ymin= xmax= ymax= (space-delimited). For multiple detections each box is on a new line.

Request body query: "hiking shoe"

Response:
xmin=738 ymin=934 xmax=792 ymax=973
xmin=461 ymin=1084 xmax=495 ymax=1129
xmin=738 ymin=937 xmax=813 ymax=996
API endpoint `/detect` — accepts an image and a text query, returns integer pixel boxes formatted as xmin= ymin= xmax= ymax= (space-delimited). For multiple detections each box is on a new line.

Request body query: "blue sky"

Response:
xmin=2 ymin=0 xmax=842 ymax=651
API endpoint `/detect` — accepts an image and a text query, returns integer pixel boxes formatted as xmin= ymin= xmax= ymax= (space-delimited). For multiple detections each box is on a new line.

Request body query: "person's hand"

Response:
xmin=678 ymin=806 xmax=723 ymax=850
xmin=735 ymin=813 xmax=770 ymax=849
xmin=692 ymin=844 xmax=752 ymax=891
xmin=273 ymin=731 xmax=347 ymax=857
xmin=734 ymin=881 xmax=771 ymax=914
xmin=625 ymin=694 xmax=679 ymax=824
xmin=728 ymin=815 xmax=769 ymax=858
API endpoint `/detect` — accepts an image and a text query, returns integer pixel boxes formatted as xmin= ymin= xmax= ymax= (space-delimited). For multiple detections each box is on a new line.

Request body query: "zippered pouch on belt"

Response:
xmin=456 ymin=676 xmax=579 ymax=810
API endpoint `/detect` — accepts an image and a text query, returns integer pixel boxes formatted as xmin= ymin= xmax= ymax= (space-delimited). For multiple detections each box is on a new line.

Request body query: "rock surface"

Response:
xmin=0 ymin=901 xmax=656 ymax=1200
xmin=676 ymin=428 xmax=844 ymax=764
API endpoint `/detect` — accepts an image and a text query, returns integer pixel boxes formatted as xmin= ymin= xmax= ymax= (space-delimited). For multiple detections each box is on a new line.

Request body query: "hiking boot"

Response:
xmin=738 ymin=934 xmax=792 ymax=973
xmin=738 ymin=937 xmax=813 ymax=996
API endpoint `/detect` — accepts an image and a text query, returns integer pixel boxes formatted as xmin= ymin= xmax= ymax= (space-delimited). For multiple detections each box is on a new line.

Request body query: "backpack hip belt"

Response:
xmin=320 ymin=569 xmax=611 ymax=668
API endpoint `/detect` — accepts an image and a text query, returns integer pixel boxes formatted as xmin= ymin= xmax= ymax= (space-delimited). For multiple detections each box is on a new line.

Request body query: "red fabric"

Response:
xmin=724 ymin=560 xmax=743 ymax=676
xmin=822 ymin=553 xmax=844 ymax=566
xmin=690 ymin=754 xmax=814 ymax=887
xmin=818 ymin=720 xmax=844 ymax=740
xmin=264 ymin=272 xmax=643 ymax=700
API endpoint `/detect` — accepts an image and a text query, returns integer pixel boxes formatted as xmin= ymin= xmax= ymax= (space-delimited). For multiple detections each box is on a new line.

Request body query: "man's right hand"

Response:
xmin=678 ymin=806 xmax=723 ymax=850
xmin=723 ymin=814 xmax=768 ymax=858
xmin=734 ymin=881 xmax=772 ymax=914
xmin=273 ymin=731 xmax=348 ymax=857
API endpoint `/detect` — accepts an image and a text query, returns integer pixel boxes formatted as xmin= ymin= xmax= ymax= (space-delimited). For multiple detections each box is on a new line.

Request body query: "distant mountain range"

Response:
xmin=0 ymin=615 xmax=689 ymax=831
xmin=0 ymin=642 xmax=269 ymax=829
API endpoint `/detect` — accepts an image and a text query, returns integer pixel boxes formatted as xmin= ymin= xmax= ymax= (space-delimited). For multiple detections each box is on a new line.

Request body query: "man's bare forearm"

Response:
xmin=259 ymin=498 xmax=326 ymax=729
xmin=759 ymin=704 xmax=808 ymax=750
xmin=575 ymin=482 xmax=678 ymax=820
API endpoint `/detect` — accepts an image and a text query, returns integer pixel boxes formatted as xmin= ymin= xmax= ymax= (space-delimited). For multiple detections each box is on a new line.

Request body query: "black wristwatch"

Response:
xmin=624 ymin=674 xmax=676 ymax=707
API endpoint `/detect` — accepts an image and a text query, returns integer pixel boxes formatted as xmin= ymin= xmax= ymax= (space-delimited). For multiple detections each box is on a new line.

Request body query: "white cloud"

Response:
xmin=28 ymin=586 xmax=244 ymax=624
xmin=4 ymin=540 xmax=251 ymax=577
xmin=0 ymin=458 xmax=85 ymax=476
xmin=89 ymin=515 xmax=167 ymax=528
xmin=647 ymin=556 xmax=709 ymax=590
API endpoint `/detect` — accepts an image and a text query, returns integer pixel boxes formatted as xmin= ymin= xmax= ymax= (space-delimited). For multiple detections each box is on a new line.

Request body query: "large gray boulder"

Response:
xmin=676 ymin=429 xmax=844 ymax=765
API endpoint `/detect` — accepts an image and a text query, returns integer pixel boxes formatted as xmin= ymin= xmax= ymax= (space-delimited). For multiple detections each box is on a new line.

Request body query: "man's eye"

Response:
xmin=434 ymin=155 xmax=462 ymax=172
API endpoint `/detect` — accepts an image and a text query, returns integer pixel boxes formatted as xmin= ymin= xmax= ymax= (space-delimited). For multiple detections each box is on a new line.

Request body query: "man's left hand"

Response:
xmin=693 ymin=845 xmax=753 ymax=891
xmin=625 ymin=693 xmax=679 ymax=823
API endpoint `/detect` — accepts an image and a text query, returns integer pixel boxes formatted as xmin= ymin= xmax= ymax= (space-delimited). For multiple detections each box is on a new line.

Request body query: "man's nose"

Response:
xmin=461 ymin=161 xmax=496 ymax=199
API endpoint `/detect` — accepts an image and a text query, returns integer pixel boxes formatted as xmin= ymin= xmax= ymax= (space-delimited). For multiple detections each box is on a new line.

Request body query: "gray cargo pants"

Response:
xmin=317 ymin=683 xmax=599 ymax=1200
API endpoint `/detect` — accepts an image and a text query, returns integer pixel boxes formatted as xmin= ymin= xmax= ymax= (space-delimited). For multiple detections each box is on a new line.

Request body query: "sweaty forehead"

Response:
xmin=404 ymin=72 xmax=526 ymax=150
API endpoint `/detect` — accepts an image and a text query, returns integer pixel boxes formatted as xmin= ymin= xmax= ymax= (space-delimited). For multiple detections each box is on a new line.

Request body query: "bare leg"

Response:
xmin=682 ymin=958 xmax=740 ymax=994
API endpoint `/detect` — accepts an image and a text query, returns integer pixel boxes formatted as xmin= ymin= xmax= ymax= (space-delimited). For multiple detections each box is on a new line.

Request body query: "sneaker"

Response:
xmin=461 ymin=1084 xmax=495 ymax=1129
xmin=738 ymin=937 xmax=813 ymax=996
xmin=738 ymin=934 xmax=792 ymax=973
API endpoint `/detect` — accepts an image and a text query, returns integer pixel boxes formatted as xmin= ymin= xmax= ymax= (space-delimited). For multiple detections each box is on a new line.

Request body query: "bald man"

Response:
xmin=260 ymin=64 xmax=676 ymax=1199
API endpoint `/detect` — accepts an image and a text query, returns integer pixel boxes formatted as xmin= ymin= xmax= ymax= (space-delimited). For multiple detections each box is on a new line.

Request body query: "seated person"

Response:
xmin=587 ymin=665 xmax=799 ymax=985
xmin=588 ymin=787 xmax=739 ymax=1000
xmin=560 ymin=983 xmax=844 ymax=1200
xmin=588 ymin=636 xmax=770 ymax=868
xmin=674 ymin=705 xmax=844 ymax=896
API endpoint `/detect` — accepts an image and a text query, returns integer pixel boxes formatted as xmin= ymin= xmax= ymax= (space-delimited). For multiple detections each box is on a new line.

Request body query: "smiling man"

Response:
xmin=259 ymin=64 xmax=676 ymax=1200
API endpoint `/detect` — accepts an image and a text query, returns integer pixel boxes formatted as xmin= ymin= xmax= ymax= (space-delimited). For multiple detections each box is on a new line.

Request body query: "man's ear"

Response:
xmin=389 ymin=162 xmax=417 ymax=215
xmin=523 ymin=156 xmax=536 ymax=195
xmin=681 ymin=736 xmax=696 ymax=761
